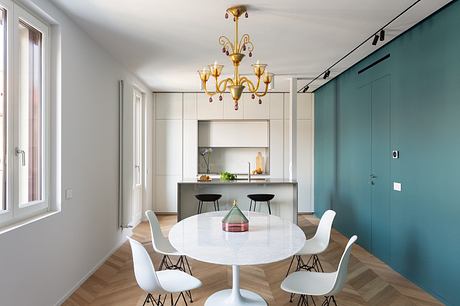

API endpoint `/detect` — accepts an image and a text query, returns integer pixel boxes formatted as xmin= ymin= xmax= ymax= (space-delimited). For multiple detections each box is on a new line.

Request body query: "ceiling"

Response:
xmin=51 ymin=0 xmax=451 ymax=92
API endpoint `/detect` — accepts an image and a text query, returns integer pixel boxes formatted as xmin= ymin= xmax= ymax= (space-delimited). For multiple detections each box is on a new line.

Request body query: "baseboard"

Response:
xmin=54 ymin=234 xmax=129 ymax=305
xmin=298 ymin=212 xmax=314 ymax=215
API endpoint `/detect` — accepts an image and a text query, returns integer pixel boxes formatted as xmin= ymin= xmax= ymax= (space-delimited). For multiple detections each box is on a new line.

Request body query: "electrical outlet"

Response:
xmin=65 ymin=189 xmax=73 ymax=200
xmin=393 ymin=182 xmax=402 ymax=192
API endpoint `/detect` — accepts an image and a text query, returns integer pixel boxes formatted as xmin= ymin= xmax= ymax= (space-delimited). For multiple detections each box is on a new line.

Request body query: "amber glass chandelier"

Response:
xmin=198 ymin=5 xmax=274 ymax=110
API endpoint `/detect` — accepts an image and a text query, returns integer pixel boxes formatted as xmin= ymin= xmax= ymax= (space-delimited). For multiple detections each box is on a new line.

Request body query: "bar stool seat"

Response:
xmin=195 ymin=194 xmax=222 ymax=214
xmin=248 ymin=194 xmax=275 ymax=214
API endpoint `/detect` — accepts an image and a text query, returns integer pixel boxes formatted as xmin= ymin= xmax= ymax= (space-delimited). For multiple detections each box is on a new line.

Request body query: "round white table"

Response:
xmin=169 ymin=211 xmax=306 ymax=306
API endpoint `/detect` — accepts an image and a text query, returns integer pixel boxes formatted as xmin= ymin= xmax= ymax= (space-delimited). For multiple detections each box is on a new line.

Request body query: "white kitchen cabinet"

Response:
xmin=155 ymin=120 xmax=182 ymax=176
xmin=183 ymin=120 xmax=198 ymax=179
xmin=183 ymin=93 xmax=197 ymax=119
xmin=284 ymin=94 xmax=291 ymax=179
xmin=155 ymin=175 xmax=181 ymax=212
xmin=197 ymin=93 xmax=224 ymax=119
xmin=270 ymin=120 xmax=284 ymax=178
xmin=199 ymin=121 xmax=269 ymax=147
xmin=223 ymin=93 xmax=244 ymax=119
xmin=269 ymin=93 xmax=284 ymax=119
xmin=297 ymin=119 xmax=313 ymax=212
xmin=155 ymin=93 xmax=183 ymax=119
xmin=243 ymin=93 xmax=269 ymax=119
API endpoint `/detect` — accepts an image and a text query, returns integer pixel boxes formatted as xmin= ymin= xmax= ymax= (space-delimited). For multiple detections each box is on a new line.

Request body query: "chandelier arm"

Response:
xmin=254 ymin=82 xmax=270 ymax=97
xmin=202 ymin=80 xmax=217 ymax=97
xmin=242 ymin=76 xmax=262 ymax=93
xmin=238 ymin=34 xmax=254 ymax=53
xmin=217 ymin=77 xmax=234 ymax=92
xmin=239 ymin=77 xmax=255 ymax=92
xmin=219 ymin=35 xmax=234 ymax=53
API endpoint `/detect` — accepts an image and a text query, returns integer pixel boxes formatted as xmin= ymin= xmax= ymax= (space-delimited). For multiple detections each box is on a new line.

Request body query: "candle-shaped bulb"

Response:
xmin=214 ymin=60 xmax=218 ymax=67
xmin=256 ymin=60 xmax=260 ymax=65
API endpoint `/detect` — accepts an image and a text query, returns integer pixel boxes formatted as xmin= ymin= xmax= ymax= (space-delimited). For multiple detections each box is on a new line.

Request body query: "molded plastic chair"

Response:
xmin=281 ymin=235 xmax=358 ymax=306
xmin=128 ymin=238 xmax=202 ymax=306
xmin=286 ymin=210 xmax=336 ymax=276
xmin=145 ymin=210 xmax=194 ymax=300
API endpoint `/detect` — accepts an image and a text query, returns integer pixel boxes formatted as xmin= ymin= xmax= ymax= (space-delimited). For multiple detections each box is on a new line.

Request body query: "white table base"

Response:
xmin=205 ymin=265 xmax=267 ymax=306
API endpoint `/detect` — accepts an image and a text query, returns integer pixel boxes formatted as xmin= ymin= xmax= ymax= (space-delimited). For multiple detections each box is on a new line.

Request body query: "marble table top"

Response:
xmin=169 ymin=211 xmax=306 ymax=266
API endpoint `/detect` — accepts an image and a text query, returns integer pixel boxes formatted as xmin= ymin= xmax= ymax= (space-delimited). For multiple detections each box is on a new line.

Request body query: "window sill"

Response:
xmin=0 ymin=210 xmax=60 ymax=236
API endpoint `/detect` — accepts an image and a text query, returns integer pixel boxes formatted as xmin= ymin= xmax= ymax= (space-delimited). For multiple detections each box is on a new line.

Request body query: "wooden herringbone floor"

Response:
xmin=63 ymin=215 xmax=443 ymax=306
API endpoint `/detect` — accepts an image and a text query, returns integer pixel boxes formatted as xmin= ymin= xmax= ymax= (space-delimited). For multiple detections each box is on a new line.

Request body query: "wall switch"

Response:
xmin=65 ymin=189 xmax=73 ymax=200
xmin=393 ymin=182 xmax=402 ymax=192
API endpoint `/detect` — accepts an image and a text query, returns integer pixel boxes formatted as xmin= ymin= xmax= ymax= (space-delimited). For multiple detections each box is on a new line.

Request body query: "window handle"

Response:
xmin=15 ymin=148 xmax=26 ymax=166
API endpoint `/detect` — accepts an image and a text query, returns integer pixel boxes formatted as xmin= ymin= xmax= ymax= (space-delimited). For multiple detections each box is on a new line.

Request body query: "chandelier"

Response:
xmin=198 ymin=5 xmax=274 ymax=110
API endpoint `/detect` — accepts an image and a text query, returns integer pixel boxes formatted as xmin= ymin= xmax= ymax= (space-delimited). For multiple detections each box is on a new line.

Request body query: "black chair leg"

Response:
xmin=217 ymin=200 xmax=220 ymax=211
xmin=253 ymin=201 xmax=257 ymax=212
xmin=213 ymin=201 xmax=217 ymax=211
xmin=267 ymin=200 xmax=272 ymax=215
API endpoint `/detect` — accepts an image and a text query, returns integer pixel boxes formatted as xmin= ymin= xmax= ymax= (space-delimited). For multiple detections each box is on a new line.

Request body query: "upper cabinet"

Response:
xmin=269 ymin=93 xmax=284 ymax=119
xmin=155 ymin=93 xmax=183 ymax=119
xmin=197 ymin=93 xmax=224 ymax=119
xmin=183 ymin=93 xmax=197 ymax=119
xmin=243 ymin=93 xmax=269 ymax=119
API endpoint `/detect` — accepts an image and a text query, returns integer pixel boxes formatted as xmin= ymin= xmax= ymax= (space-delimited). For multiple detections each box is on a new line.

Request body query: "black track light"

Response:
xmin=372 ymin=34 xmax=379 ymax=46
xmin=302 ymin=86 xmax=309 ymax=93
xmin=323 ymin=70 xmax=330 ymax=79
xmin=379 ymin=29 xmax=385 ymax=41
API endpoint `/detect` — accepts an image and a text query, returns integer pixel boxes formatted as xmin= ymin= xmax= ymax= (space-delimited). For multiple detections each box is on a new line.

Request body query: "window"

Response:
xmin=0 ymin=0 xmax=50 ymax=229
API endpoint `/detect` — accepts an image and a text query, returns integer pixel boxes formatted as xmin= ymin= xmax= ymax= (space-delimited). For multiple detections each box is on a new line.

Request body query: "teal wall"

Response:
xmin=314 ymin=1 xmax=460 ymax=305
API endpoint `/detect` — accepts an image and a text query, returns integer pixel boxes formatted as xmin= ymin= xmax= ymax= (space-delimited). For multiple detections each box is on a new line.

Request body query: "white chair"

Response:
xmin=145 ymin=210 xmax=194 ymax=302
xmin=128 ymin=237 xmax=202 ymax=306
xmin=286 ymin=210 xmax=336 ymax=277
xmin=145 ymin=210 xmax=193 ymax=274
xmin=281 ymin=235 xmax=358 ymax=306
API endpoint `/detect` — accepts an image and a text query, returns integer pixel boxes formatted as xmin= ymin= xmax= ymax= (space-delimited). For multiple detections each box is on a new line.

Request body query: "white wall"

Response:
xmin=0 ymin=0 xmax=153 ymax=305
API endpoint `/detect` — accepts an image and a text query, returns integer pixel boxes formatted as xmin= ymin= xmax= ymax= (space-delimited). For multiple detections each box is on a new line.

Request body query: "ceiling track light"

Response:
xmin=297 ymin=0 xmax=422 ymax=93
xmin=372 ymin=34 xmax=379 ymax=46
xmin=323 ymin=70 xmax=330 ymax=79
xmin=302 ymin=85 xmax=309 ymax=93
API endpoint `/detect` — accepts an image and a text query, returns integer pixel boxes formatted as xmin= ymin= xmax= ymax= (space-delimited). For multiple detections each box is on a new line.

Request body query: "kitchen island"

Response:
xmin=177 ymin=179 xmax=298 ymax=224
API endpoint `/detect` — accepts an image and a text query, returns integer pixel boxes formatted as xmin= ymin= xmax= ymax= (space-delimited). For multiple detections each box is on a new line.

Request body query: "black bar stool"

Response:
xmin=248 ymin=194 xmax=275 ymax=215
xmin=195 ymin=194 xmax=222 ymax=214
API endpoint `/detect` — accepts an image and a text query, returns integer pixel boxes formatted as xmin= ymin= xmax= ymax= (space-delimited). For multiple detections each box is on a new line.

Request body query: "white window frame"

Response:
xmin=0 ymin=0 xmax=51 ymax=229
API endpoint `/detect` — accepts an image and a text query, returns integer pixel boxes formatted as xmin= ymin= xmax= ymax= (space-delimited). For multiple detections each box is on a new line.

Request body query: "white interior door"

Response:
xmin=132 ymin=88 xmax=144 ymax=224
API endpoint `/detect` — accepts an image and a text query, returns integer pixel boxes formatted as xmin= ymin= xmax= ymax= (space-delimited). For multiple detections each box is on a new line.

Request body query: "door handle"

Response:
xmin=15 ymin=148 xmax=26 ymax=166
xmin=369 ymin=174 xmax=377 ymax=185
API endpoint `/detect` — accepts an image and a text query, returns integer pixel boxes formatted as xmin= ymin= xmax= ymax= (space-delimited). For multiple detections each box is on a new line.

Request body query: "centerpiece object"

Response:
xmin=222 ymin=200 xmax=249 ymax=232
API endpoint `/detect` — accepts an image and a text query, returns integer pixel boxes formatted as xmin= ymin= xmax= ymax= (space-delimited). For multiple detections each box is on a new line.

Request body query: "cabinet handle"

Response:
xmin=15 ymin=147 xmax=26 ymax=166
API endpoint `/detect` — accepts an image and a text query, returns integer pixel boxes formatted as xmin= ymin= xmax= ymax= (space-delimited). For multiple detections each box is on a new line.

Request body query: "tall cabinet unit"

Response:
xmin=154 ymin=93 xmax=183 ymax=212
xmin=284 ymin=93 xmax=314 ymax=212
xmin=153 ymin=92 xmax=314 ymax=213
